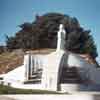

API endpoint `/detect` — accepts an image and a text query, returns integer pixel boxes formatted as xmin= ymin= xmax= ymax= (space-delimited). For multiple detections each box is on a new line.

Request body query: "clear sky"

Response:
xmin=0 ymin=0 xmax=100 ymax=62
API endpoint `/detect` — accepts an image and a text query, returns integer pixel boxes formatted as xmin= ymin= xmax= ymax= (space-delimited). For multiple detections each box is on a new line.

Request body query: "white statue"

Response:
xmin=56 ymin=24 xmax=66 ymax=51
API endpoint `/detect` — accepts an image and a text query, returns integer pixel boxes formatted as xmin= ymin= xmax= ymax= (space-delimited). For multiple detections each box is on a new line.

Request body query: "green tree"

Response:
xmin=6 ymin=13 xmax=98 ymax=58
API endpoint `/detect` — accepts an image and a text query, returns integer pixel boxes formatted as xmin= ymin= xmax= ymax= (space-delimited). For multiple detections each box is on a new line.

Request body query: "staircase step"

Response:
xmin=29 ymin=75 xmax=41 ymax=79
xmin=32 ymin=70 xmax=42 ymax=74
xmin=63 ymin=72 xmax=77 ymax=74
xmin=61 ymin=78 xmax=81 ymax=83
xmin=64 ymin=70 xmax=77 ymax=73
xmin=62 ymin=75 xmax=79 ymax=78
xmin=24 ymin=79 xmax=41 ymax=84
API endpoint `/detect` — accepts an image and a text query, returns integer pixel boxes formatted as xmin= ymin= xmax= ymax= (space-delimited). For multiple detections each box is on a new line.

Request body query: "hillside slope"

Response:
xmin=0 ymin=50 xmax=24 ymax=74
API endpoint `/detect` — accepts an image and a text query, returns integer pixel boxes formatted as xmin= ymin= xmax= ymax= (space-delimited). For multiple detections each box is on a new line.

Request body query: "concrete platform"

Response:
xmin=0 ymin=93 xmax=100 ymax=100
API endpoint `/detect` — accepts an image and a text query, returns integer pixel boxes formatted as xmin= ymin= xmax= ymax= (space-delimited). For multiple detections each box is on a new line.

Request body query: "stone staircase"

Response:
xmin=24 ymin=69 xmax=42 ymax=84
xmin=60 ymin=67 xmax=82 ymax=83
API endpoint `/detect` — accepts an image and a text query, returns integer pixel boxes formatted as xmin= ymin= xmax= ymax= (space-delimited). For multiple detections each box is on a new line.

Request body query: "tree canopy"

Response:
xmin=6 ymin=13 xmax=98 ymax=59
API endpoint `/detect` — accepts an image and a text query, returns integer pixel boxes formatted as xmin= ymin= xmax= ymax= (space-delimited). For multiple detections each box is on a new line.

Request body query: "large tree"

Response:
xmin=6 ymin=13 xmax=98 ymax=58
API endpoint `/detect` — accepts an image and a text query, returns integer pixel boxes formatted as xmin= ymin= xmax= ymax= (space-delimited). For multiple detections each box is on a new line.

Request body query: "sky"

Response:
xmin=0 ymin=0 xmax=100 ymax=62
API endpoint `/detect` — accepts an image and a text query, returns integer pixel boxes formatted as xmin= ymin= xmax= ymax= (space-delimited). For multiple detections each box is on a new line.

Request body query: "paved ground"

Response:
xmin=0 ymin=93 xmax=100 ymax=100
xmin=0 ymin=96 xmax=16 ymax=100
